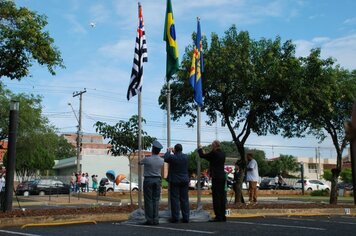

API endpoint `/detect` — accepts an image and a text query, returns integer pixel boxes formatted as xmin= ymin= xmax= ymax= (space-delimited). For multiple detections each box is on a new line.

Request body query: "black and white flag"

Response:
xmin=127 ymin=3 xmax=147 ymax=100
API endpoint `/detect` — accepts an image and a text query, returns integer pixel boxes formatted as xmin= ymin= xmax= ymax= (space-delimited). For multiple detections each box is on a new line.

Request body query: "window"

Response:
xmin=308 ymin=164 xmax=318 ymax=173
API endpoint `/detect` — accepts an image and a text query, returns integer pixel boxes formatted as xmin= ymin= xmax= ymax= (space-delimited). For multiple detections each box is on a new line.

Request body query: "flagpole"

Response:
xmin=138 ymin=91 xmax=143 ymax=210
xmin=166 ymin=80 xmax=171 ymax=211
xmin=197 ymin=106 xmax=202 ymax=210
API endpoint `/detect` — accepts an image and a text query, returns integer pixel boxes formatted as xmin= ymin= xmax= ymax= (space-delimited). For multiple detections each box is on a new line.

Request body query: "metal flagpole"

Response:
xmin=138 ymin=92 xmax=143 ymax=209
xmin=197 ymin=106 xmax=202 ymax=210
xmin=166 ymin=80 xmax=171 ymax=211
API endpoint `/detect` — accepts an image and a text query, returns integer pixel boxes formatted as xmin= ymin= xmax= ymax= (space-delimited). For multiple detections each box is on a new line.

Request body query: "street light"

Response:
xmin=3 ymin=100 xmax=19 ymax=212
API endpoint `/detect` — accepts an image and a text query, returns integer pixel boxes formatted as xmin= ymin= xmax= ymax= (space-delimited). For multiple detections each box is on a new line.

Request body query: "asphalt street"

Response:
xmin=1 ymin=216 xmax=356 ymax=236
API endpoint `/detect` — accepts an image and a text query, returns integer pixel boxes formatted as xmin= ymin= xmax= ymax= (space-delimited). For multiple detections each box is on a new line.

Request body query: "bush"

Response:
xmin=161 ymin=179 xmax=168 ymax=189
xmin=310 ymin=189 xmax=330 ymax=196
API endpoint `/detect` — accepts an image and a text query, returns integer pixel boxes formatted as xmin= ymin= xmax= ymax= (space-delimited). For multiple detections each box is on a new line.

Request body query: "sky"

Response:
xmin=3 ymin=0 xmax=356 ymax=159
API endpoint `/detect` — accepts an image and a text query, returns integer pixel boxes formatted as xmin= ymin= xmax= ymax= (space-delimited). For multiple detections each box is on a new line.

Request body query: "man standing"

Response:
xmin=198 ymin=140 xmax=226 ymax=222
xmin=164 ymin=144 xmax=190 ymax=223
xmin=139 ymin=140 xmax=164 ymax=225
xmin=246 ymin=153 xmax=259 ymax=204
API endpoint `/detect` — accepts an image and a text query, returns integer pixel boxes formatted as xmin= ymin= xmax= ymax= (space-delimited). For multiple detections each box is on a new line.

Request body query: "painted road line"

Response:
xmin=21 ymin=220 xmax=97 ymax=229
xmin=281 ymin=217 xmax=356 ymax=225
xmin=228 ymin=221 xmax=326 ymax=231
xmin=123 ymin=224 xmax=215 ymax=234
xmin=0 ymin=230 xmax=42 ymax=236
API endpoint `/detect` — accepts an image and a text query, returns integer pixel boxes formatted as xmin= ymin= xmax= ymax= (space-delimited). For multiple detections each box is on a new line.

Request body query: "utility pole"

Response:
xmin=73 ymin=89 xmax=86 ymax=173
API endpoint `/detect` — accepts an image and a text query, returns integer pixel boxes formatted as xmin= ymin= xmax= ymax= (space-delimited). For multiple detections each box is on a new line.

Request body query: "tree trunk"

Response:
xmin=329 ymin=168 xmax=341 ymax=204
xmin=233 ymin=170 xmax=245 ymax=204
xmin=233 ymin=143 xmax=246 ymax=204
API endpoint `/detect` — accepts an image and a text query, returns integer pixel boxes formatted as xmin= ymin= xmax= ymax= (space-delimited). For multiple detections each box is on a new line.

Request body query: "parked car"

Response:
xmin=189 ymin=176 xmax=211 ymax=190
xmin=101 ymin=178 xmax=139 ymax=192
xmin=294 ymin=179 xmax=330 ymax=191
xmin=259 ymin=178 xmax=295 ymax=190
xmin=15 ymin=180 xmax=35 ymax=196
xmin=337 ymin=182 xmax=354 ymax=191
xmin=27 ymin=179 xmax=70 ymax=195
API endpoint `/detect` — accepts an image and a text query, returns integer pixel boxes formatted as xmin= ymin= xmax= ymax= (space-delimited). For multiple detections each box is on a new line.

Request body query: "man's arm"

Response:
xmin=198 ymin=148 xmax=213 ymax=161
xmin=163 ymin=150 xmax=174 ymax=163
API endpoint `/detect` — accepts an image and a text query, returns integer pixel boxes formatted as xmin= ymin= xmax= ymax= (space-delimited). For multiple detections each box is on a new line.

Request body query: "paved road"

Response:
xmin=1 ymin=216 xmax=356 ymax=236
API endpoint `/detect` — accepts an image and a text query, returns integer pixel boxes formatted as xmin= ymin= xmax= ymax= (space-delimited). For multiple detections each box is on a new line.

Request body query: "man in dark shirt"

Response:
xmin=164 ymin=143 xmax=190 ymax=223
xmin=198 ymin=140 xmax=226 ymax=222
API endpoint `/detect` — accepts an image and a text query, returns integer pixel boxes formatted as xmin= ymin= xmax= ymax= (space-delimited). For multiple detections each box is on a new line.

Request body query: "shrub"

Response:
xmin=310 ymin=189 xmax=330 ymax=196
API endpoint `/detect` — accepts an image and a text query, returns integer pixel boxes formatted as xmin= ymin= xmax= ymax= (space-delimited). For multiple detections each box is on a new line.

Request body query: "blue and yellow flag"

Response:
xmin=189 ymin=18 xmax=203 ymax=107
xmin=164 ymin=0 xmax=179 ymax=80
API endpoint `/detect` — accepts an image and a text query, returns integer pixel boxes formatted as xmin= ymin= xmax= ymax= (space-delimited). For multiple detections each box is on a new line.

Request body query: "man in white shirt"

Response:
xmin=246 ymin=153 xmax=259 ymax=204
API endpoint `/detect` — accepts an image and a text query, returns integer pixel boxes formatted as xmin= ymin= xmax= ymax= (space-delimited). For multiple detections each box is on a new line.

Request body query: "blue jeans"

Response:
xmin=170 ymin=182 xmax=190 ymax=221
xmin=143 ymin=177 xmax=161 ymax=224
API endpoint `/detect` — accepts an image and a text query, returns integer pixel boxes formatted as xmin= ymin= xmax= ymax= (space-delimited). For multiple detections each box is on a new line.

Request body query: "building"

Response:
xmin=53 ymin=133 xmax=130 ymax=182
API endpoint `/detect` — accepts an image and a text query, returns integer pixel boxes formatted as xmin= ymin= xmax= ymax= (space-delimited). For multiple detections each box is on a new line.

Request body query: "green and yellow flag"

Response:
xmin=164 ymin=0 xmax=179 ymax=80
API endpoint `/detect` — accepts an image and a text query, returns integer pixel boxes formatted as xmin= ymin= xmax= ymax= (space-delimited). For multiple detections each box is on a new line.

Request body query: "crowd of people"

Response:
xmin=70 ymin=172 xmax=98 ymax=193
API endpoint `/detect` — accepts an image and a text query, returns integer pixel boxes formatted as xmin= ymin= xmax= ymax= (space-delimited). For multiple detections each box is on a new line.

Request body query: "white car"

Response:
xmin=103 ymin=178 xmax=139 ymax=192
xmin=294 ymin=179 xmax=330 ymax=191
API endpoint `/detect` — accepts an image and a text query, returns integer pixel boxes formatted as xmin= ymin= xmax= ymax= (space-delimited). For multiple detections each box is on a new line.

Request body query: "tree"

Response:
xmin=159 ymin=25 xmax=301 ymax=203
xmin=280 ymin=49 xmax=356 ymax=204
xmin=322 ymin=169 xmax=333 ymax=182
xmin=95 ymin=115 xmax=155 ymax=204
xmin=55 ymin=135 xmax=77 ymax=160
xmin=1 ymin=85 xmax=74 ymax=180
xmin=187 ymin=151 xmax=209 ymax=176
xmin=340 ymin=168 xmax=353 ymax=183
xmin=0 ymin=0 xmax=64 ymax=80
xmin=268 ymin=155 xmax=299 ymax=177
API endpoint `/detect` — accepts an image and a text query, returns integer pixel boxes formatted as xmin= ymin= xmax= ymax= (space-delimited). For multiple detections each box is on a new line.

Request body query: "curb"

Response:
xmin=1 ymin=208 xmax=355 ymax=228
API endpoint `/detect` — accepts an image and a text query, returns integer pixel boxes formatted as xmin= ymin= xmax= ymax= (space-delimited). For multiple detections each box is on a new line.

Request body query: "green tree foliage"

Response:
xmin=95 ymin=115 xmax=155 ymax=156
xmin=340 ymin=168 xmax=352 ymax=183
xmin=280 ymin=49 xmax=356 ymax=204
xmin=322 ymin=169 xmax=333 ymax=182
xmin=159 ymin=25 xmax=301 ymax=203
xmin=55 ymin=135 xmax=77 ymax=160
xmin=187 ymin=151 xmax=209 ymax=175
xmin=95 ymin=115 xmax=155 ymax=204
xmin=268 ymin=154 xmax=299 ymax=177
xmin=1 ymin=85 xmax=75 ymax=180
xmin=0 ymin=0 xmax=64 ymax=80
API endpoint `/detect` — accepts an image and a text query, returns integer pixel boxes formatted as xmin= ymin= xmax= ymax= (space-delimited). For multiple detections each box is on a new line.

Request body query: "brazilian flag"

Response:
xmin=164 ymin=0 xmax=179 ymax=80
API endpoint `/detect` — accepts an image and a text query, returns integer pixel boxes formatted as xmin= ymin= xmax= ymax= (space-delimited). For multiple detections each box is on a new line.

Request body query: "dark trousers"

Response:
xmin=170 ymin=182 xmax=190 ymax=221
xmin=143 ymin=178 xmax=161 ymax=224
xmin=212 ymin=178 xmax=226 ymax=220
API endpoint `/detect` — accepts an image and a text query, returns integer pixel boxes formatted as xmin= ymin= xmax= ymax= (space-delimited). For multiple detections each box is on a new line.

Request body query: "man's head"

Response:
xmin=247 ymin=153 xmax=253 ymax=161
xmin=152 ymin=140 xmax=163 ymax=155
xmin=174 ymin=143 xmax=183 ymax=153
xmin=211 ymin=140 xmax=221 ymax=151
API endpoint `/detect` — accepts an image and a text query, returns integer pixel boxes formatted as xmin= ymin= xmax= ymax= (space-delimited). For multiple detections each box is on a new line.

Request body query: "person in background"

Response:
xmin=80 ymin=173 xmax=86 ymax=192
xmin=76 ymin=172 xmax=81 ymax=193
xmin=277 ymin=173 xmax=285 ymax=188
xmin=139 ymin=140 xmax=164 ymax=225
xmin=246 ymin=153 xmax=259 ymax=204
xmin=198 ymin=140 xmax=226 ymax=222
xmin=92 ymin=175 xmax=98 ymax=192
xmin=85 ymin=173 xmax=90 ymax=192
xmin=164 ymin=144 xmax=190 ymax=223
xmin=0 ymin=173 xmax=5 ymax=210
xmin=70 ymin=172 xmax=76 ymax=192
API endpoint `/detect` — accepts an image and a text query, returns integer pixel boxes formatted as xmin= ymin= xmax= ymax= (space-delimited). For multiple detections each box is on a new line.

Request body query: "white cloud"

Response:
xmin=312 ymin=37 xmax=330 ymax=43
xmin=89 ymin=4 xmax=110 ymax=24
xmin=295 ymin=34 xmax=356 ymax=70
xmin=64 ymin=14 xmax=87 ymax=34
xmin=343 ymin=17 xmax=356 ymax=25
xmin=98 ymin=39 xmax=134 ymax=61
